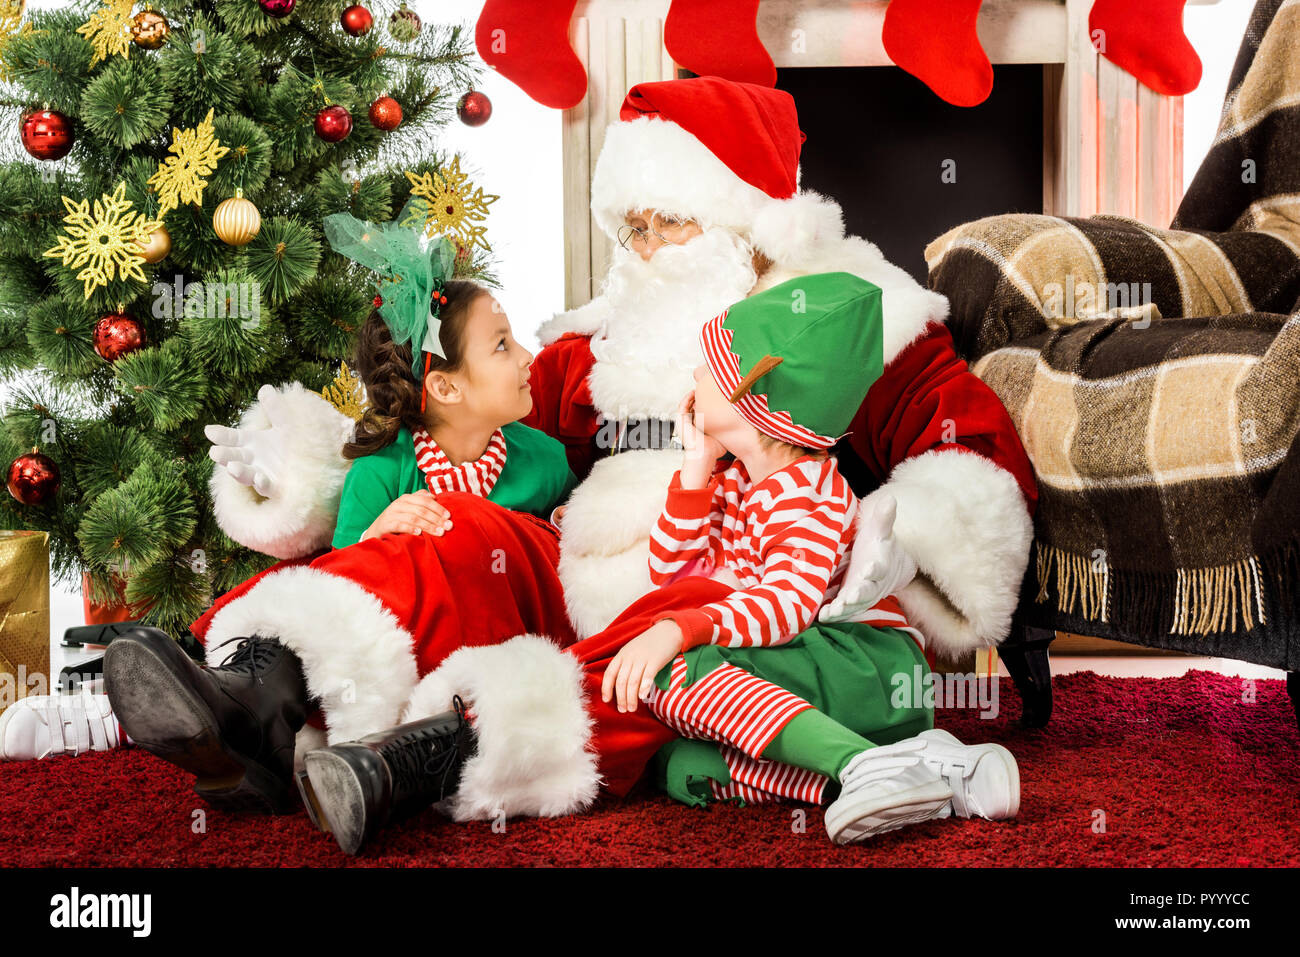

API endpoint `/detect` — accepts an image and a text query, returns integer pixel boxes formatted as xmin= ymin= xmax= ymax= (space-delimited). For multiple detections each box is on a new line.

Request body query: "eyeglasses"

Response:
xmin=617 ymin=211 xmax=695 ymax=251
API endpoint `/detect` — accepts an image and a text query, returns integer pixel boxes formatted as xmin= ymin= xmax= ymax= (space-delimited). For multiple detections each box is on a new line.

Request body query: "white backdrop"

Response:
xmin=0 ymin=0 xmax=1259 ymax=644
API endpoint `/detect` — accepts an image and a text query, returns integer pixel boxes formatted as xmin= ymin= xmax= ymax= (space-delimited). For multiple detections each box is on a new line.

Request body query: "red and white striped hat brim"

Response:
xmin=699 ymin=310 xmax=841 ymax=450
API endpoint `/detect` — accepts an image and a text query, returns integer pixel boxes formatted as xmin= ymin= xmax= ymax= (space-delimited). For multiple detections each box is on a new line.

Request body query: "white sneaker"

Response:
xmin=915 ymin=728 xmax=1019 ymax=820
xmin=0 ymin=691 xmax=125 ymax=760
xmin=824 ymin=743 xmax=955 ymax=844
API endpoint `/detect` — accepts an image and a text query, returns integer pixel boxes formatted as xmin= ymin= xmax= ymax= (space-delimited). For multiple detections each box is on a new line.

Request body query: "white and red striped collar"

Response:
xmin=410 ymin=426 xmax=508 ymax=498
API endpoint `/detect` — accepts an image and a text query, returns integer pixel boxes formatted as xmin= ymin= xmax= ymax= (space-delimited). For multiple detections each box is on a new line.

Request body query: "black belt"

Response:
xmin=597 ymin=415 xmax=682 ymax=454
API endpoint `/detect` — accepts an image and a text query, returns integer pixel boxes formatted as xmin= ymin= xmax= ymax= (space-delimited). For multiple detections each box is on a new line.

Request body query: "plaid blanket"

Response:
xmin=925 ymin=0 xmax=1300 ymax=364
xmin=971 ymin=312 xmax=1300 ymax=640
xmin=921 ymin=0 xmax=1300 ymax=656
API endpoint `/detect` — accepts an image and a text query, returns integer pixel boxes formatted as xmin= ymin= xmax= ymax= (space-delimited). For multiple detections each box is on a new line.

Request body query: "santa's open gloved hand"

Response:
xmin=819 ymin=490 xmax=918 ymax=623
xmin=204 ymin=383 xmax=294 ymax=499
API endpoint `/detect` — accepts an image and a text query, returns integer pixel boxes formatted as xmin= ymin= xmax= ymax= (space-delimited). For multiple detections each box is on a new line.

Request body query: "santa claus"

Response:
xmin=501 ymin=76 xmax=1037 ymax=653
xmin=167 ymin=76 xmax=1035 ymax=827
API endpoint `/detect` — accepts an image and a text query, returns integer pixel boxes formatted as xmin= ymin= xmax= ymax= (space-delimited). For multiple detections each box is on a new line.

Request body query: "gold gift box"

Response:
xmin=0 ymin=530 xmax=51 ymax=714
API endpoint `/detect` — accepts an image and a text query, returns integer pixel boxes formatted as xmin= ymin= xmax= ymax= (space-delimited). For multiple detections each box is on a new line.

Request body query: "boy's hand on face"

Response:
xmin=676 ymin=390 xmax=727 ymax=486
xmin=601 ymin=618 xmax=684 ymax=713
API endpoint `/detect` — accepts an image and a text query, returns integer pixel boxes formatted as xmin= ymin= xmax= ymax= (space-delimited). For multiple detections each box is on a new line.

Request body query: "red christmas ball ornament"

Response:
xmin=20 ymin=109 xmax=75 ymax=161
xmin=314 ymin=104 xmax=353 ymax=142
xmin=340 ymin=4 xmax=372 ymax=36
xmin=368 ymin=96 xmax=402 ymax=131
xmin=6 ymin=451 xmax=60 ymax=506
xmin=259 ymin=0 xmax=296 ymax=18
xmin=93 ymin=311 xmax=146 ymax=362
xmin=456 ymin=89 xmax=492 ymax=127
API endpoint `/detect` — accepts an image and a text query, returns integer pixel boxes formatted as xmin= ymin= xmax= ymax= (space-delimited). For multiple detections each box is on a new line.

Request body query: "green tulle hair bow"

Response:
xmin=323 ymin=195 xmax=457 ymax=380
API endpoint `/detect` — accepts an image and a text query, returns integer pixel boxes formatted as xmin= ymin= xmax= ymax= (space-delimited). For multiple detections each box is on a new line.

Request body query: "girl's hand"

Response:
xmin=601 ymin=619 xmax=683 ymax=713
xmin=675 ymin=391 xmax=727 ymax=486
xmin=361 ymin=491 xmax=452 ymax=541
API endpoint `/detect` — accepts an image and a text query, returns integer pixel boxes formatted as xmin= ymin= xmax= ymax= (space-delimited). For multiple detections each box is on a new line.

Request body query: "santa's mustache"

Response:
xmin=601 ymin=226 xmax=758 ymax=306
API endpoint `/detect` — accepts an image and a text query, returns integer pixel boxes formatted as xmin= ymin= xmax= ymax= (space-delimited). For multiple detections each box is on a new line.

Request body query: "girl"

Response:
xmin=103 ymin=200 xmax=582 ymax=814
xmin=331 ymin=277 xmax=577 ymax=550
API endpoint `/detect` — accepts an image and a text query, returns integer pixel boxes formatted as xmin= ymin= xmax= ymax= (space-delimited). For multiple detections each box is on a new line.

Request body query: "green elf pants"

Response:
xmin=649 ymin=620 xmax=933 ymax=807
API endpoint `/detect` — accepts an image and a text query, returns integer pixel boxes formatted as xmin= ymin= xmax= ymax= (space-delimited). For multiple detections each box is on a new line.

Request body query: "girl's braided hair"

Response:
xmin=342 ymin=279 xmax=491 ymax=460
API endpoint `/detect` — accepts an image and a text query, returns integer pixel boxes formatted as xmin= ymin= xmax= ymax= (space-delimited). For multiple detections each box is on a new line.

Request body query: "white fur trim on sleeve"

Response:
xmin=401 ymin=634 xmax=601 ymax=822
xmin=203 ymin=565 xmax=418 ymax=744
xmin=876 ymin=447 xmax=1034 ymax=662
xmin=209 ymin=382 xmax=356 ymax=560
xmin=535 ymin=293 xmax=613 ymax=347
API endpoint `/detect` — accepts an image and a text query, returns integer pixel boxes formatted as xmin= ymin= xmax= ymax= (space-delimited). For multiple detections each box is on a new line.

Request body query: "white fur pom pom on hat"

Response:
xmin=749 ymin=191 xmax=847 ymax=266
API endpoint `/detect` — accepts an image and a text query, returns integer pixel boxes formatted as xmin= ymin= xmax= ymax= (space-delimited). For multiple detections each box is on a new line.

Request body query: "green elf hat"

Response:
xmin=699 ymin=272 xmax=885 ymax=449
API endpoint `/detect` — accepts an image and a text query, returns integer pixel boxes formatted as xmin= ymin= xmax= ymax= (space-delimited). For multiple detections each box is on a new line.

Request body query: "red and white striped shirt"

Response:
xmin=648 ymin=455 xmax=920 ymax=650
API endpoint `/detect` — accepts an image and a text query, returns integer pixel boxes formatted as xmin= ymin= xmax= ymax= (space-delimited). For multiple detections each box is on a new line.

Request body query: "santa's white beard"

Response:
xmin=586 ymin=227 xmax=758 ymax=420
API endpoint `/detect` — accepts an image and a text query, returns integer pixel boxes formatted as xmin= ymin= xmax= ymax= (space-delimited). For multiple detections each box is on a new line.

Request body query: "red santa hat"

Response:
xmin=590 ymin=77 xmax=843 ymax=261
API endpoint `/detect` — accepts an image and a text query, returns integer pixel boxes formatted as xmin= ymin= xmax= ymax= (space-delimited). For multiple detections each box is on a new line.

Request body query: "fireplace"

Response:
xmin=561 ymin=0 xmax=1186 ymax=303
xmin=778 ymin=63 xmax=1044 ymax=284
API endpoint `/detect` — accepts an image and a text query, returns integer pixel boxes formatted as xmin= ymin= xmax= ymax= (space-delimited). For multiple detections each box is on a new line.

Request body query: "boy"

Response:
xmin=600 ymin=271 xmax=1020 ymax=842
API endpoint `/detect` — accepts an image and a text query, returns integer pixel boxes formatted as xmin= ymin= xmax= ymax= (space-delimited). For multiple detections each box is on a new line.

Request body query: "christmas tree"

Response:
xmin=0 ymin=0 xmax=498 ymax=637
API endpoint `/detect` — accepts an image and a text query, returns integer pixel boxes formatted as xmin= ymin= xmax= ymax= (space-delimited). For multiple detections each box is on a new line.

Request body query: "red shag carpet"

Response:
xmin=3 ymin=670 xmax=1297 ymax=867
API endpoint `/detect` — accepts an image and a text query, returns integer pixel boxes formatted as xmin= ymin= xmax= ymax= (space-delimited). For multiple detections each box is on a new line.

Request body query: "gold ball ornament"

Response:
xmin=131 ymin=10 xmax=171 ymax=50
xmin=134 ymin=223 xmax=171 ymax=263
xmin=213 ymin=193 xmax=261 ymax=246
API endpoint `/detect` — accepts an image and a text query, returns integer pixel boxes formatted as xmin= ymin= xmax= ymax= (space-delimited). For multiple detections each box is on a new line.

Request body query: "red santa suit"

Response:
xmin=193 ymin=416 xmax=579 ymax=761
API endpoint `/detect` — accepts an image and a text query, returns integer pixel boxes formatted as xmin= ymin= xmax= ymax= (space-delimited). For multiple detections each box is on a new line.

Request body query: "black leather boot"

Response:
xmin=104 ymin=625 xmax=309 ymax=814
xmin=297 ymin=697 xmax=477 ymax=855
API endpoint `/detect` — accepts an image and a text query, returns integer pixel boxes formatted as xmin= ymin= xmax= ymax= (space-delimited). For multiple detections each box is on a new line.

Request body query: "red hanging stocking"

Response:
xmin=475 ymin=0 xmax=587 ymax=109
xmin=882 ymin=0 xmax=992 ymax=107
xmin=1089 ymin=0 xmax=1201 ymax=96
xmin=664 ymin=0 xmax=776 ymax=87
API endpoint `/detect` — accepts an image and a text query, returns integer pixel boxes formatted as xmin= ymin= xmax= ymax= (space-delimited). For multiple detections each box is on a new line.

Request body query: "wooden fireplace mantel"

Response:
xmin=562 ymin=0 xmax=1191 ymax=308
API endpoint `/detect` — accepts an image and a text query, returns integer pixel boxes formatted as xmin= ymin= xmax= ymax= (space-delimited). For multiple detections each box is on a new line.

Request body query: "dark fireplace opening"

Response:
xmin=777 ymin=64 xmax=1046 ymax=284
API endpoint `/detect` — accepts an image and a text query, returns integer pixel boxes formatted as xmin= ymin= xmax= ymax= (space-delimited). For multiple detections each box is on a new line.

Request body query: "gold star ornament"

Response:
xmin=43 ymin=182 xmax=165 ymax=299
xmin=404 ymin=157 xmax=498 ymax=253
xmin=320 ymin=361 xmax=368 ymax=421
xmin=147 ymin=107 xmax=230 ymax=216
xmin=0 ymin=0 xmax=41 ymax=82
xmin=77 ymin=0 xmax=136 ymax=66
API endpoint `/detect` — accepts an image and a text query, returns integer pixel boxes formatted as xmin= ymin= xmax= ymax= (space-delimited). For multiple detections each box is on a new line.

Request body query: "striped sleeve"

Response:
xmin=647 ymin=468 xmax=723 ymax=585
xmin=672 ymin=465 xmax=857 ymax=649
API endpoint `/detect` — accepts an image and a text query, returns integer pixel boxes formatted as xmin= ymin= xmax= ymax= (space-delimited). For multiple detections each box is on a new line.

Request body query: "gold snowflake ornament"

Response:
xmin=43 ymin=182 xmax=165 ymax=299
xmin=0 ymin=0 xmax=41 ymax=82
xmin=77 ymin=0 xmax=135 ymax=67
xmin=320 ymin=361 xmax=368 ymax=421
xmin=404 ymin=157 xmax=498 ymax=253
xmin=148 ymin=108 xmax=230 ymax=216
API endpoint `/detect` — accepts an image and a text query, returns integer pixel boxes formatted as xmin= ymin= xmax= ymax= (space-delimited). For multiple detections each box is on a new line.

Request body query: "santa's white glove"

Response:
xmin=819 ymin=491 xmax=918 ymax=623
xmin=204 ymin=384 xmax=292 ymax=500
